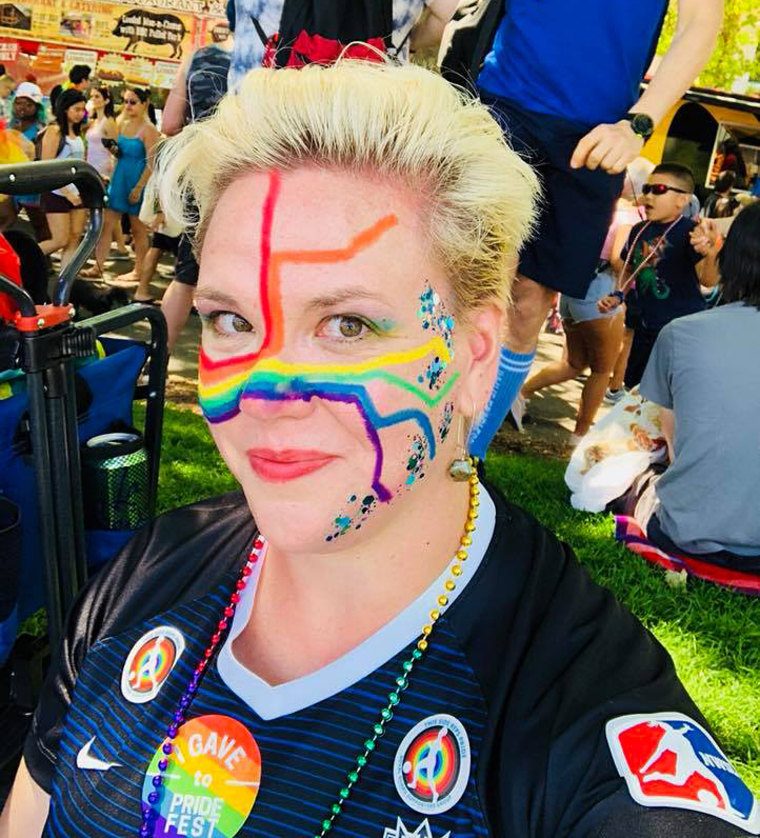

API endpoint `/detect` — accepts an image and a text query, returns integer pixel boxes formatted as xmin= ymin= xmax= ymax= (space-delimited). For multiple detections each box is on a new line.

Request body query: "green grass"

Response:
xmin=153 ymin=403 xmax=760 ymax=794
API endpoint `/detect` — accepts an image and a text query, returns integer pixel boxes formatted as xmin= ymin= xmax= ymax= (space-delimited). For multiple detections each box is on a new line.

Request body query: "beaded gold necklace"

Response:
xmin=139 ymin=467 xmax=480 ymax=837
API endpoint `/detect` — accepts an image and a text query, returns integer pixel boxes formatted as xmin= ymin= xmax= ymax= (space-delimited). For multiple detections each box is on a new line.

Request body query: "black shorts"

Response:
xmin=481 ymin=94 xmax=625 ymax=298
xmin=151 ymin=232 xmax=179 ymax=255
xmin=41 ymin=193 xmax=76 ymax=214
xmin=174 ymin=233 xmax=199 ymax=286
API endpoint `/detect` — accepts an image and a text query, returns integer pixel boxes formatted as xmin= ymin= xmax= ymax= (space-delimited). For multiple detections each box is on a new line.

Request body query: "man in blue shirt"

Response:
xmin=468 ymin=0 xmax=723 ymax=453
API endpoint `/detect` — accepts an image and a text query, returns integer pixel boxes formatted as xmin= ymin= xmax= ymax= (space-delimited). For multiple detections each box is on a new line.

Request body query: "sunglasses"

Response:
xmin=123 ymin=98 xmax=140 ymax=105
xmin=642 ymin=183 xmax=688 ymax=196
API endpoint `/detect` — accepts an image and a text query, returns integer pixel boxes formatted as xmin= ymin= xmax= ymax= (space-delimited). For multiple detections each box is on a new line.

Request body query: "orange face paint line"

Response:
xmin=201 ymin=170 xmax=398 ymax=372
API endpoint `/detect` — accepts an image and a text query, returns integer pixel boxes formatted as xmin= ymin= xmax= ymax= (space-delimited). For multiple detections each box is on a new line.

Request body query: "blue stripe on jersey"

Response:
xmin=44 ymin=580 xmax=490 ymax=837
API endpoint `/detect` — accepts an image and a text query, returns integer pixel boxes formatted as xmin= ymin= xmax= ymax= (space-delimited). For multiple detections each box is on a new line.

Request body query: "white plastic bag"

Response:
xmin=565 ymin=391 xmax=667 ymax=512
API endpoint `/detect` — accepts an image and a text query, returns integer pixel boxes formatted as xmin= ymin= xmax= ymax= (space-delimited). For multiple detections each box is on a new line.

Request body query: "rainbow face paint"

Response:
xmin=198 ymin=170 xmax=458 ymax=504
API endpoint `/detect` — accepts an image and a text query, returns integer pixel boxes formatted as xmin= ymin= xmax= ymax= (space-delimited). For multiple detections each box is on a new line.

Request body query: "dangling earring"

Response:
xmin=448 ymin=412 xmax=475 ymax=481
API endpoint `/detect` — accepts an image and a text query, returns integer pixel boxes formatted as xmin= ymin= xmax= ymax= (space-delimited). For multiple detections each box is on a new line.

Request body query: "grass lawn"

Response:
xmin=156 ymin=403 xmax=760 ymax=795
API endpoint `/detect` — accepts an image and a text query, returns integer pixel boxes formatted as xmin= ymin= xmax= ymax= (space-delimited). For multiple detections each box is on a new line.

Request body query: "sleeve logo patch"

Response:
xmin=121 ymin=625 xmax=185 ymax=704
xmin=393 ymin=714 xmax=470 ymax=815
xmin=606 ymin=712 xmax=760 ymax=834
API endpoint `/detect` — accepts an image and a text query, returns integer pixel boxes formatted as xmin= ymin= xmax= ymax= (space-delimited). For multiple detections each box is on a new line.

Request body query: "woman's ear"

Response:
xmin=456 ymin=302 xmax=505 ymax=420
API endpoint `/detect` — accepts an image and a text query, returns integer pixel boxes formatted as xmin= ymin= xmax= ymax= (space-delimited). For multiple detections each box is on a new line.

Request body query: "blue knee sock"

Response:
xmin=468 ymin=347 xmax=536 ymax=459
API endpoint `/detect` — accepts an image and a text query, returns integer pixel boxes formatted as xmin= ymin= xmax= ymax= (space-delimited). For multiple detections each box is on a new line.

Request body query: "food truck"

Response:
xmin=643 ymin=84 xmax=760 ymax=197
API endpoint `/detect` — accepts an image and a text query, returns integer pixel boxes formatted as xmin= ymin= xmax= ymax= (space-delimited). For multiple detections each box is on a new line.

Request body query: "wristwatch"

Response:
xmin=625 ymin=112 xmax=655 ymax=142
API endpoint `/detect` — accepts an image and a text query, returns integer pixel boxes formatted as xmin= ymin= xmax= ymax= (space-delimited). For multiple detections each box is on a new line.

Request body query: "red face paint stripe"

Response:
xmin=257 ymin=170 xmax=281 ymax=358
xmin=199 ymin=181 xmax=398 ymax=374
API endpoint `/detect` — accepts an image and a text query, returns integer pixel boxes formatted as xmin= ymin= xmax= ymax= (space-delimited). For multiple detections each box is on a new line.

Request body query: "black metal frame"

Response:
xmin=0 ymin=160 xmax=168 ymax=649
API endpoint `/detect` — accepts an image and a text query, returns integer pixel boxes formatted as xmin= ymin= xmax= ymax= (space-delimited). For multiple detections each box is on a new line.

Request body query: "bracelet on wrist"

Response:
xmin=611 ymin=290 xmax=624 ymax=302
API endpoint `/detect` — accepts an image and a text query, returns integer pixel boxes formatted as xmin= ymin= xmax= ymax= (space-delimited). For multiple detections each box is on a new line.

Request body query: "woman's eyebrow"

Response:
xmin=194 ymin=290 xmax=243 ymax=308
xmin=307 ymin=288 xmax=388 ymax=309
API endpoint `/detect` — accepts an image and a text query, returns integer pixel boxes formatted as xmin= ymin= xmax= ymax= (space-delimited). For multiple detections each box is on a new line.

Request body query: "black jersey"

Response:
xmin=26 ymin=487 xmax=758 ymax=837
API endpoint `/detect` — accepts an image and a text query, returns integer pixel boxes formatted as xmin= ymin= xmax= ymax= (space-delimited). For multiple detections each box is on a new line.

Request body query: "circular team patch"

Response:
xmin=121 ymin=626 xmax=185 ymax=704
xmin=393 ymin=714 xmax=471 ymax=815
xmin=142 ymin=714 xmax=261 ymax=837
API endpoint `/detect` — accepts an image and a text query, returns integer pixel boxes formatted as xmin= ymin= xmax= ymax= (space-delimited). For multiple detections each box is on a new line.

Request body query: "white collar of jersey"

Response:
xmin=216 ymin=482 xmax=496 ymax=720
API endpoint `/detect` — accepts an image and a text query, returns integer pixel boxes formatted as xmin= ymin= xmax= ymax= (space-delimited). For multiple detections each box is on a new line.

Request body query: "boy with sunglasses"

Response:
xmin=599 ymin=163 xmax=721 ymax=388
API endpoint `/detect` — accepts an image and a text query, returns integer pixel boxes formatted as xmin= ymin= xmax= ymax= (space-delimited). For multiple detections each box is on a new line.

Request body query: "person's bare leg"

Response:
xmin=112 ymin=219 xmax=128 ymax=254
xmin=506 ymin=274 xmax=558 ymax=353
xmin=38 ymin=213 xmax=70 ymax=256
xmin=523 ymin=317 xmax=587 ymax=396
xmin=161 ymin=279 xmax=196 ymax=352
xmin=134 ymin=246 xmax=161 ymax=300
xmin=60 ymin=209 xmax=86 ymax=269
xmin=522 ymin=354 xmax=582 ymax=397
xmin=609 ymin=326 xmax=634 ymax=391
xmin=575 ymin=313 xmax=625 ymax=435
xmin=82 ymin=209 xmax=118 ymax=276
xmin=119 ymin=216 xmax=150 ymax=283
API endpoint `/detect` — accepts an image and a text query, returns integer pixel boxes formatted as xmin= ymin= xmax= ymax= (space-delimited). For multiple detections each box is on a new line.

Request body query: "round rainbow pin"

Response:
xmin=393 ymin=714 xmax=471 ymax=815
xmin=122 ymin=626 xmax=186 ymax=704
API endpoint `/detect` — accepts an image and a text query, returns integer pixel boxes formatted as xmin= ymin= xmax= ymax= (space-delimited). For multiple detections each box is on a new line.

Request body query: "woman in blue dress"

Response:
xmin=83 ymin=87 xmax=160 ymax=281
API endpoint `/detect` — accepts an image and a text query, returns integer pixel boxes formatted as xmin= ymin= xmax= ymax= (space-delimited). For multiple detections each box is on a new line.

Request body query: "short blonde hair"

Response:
xmin=157 ymin=60 xmax=539 ymax=311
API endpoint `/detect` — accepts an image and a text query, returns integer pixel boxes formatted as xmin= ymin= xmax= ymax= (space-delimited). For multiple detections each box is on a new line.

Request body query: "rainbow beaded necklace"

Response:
xmin=139 ymin=468 xmax=480 ymax=837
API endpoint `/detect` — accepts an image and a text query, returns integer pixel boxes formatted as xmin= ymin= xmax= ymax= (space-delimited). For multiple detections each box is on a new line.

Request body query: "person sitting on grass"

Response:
xmin=618 ymin=201 xmax=760 ymax=568
xmin=598 ymin=163 xmax=721 ymax=389
xmin=2 ymin=61 xmax=757 ymax=838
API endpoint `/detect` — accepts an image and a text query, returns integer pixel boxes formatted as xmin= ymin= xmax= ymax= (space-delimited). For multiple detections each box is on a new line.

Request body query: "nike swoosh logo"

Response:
xmin=76 ymin=737 xmax=122 ymax=772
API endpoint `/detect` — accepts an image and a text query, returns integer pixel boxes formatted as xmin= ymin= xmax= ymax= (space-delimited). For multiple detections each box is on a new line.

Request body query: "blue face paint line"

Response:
xmin=216 ymin=379 xmax=437 ymax=503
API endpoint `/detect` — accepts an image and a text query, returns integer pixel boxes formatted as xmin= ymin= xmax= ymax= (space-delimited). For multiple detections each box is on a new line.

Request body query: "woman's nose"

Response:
xmin=238 ymin=390 xmax=315 ymax=421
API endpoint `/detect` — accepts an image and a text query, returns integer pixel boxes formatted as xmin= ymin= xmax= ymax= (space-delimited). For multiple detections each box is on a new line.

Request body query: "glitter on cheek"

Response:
xmin=404 ymin=433 xmax=428 ymax=486
xmin=325 ymin=493 xmax=378 ymax=542
xmin=417 ymin=281 xmax=455 ymax=355
xmin=438 ymin=401 xmax=454 ymax=444
xmin=423 ymin=356 xmax=445 ymax=390
xmin=416 ymin=281 xmax=455 ymax=396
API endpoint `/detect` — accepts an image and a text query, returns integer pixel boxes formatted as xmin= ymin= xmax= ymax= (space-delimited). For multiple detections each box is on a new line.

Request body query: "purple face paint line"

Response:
xmin=240 ymin=389 xmax=393 ymax=502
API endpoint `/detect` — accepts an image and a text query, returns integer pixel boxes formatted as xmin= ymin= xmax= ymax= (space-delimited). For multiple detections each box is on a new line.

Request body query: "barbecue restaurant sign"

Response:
xmin=124 ymin=0 xmax=226 ymax=15
xmin=0 ymin=0 xmax=199 ymax=60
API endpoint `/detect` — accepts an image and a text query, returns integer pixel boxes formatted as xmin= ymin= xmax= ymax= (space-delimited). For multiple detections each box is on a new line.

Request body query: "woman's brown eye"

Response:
xmin=232 ymin=315 xmax=250 ymax=333
xmin=338 ymin=316 xmax=364 ymax=338
xmin=206 ymin=312 xmax=253 ymax=335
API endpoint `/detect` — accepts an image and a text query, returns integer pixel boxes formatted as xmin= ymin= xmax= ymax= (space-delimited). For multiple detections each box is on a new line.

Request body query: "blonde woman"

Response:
xmin=2 ymin=61 xmax=752 ymax=838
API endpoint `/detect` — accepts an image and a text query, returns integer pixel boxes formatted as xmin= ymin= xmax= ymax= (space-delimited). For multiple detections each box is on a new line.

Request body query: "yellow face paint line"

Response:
xmin=200 ymin=335 xmax=449 ymax=384
xmin=199 ymin=337 xmax=452 ymax=399
xmin=199 ymin=367 xmax=460 ymax=408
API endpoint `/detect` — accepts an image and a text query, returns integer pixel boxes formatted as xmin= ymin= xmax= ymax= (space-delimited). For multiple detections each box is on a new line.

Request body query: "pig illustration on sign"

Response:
xmin=113 ymin=10 xmax=186 ymax=59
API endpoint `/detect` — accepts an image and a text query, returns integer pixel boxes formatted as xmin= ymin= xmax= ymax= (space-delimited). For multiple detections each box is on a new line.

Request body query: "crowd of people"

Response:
xmin=0 ymin=65 xmax=163 ymax=294
xmin=1 ymin=0 xmax=760 ymax=836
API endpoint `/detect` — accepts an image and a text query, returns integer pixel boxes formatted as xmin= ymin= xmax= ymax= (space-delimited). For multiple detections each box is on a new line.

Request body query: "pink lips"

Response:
xmin=246 ymin=448 xmax=337 ymax=482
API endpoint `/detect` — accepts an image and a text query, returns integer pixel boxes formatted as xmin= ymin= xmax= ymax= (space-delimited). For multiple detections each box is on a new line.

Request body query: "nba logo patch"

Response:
xmin=121 ymin=626 xmax=185 ymax=704
xmin=393 ymin=714 xmax=470 ymax=815
xmin=606 ymin=712 xmax=760 ymax=834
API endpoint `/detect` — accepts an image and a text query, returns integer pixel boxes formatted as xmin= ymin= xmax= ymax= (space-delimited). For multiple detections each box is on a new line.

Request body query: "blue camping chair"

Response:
xmin=0 ymin=160 xmax=167 ymax=701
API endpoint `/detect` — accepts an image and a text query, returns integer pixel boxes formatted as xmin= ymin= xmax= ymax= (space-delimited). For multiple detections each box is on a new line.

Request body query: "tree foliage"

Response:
xmin=656 ymin=0 xmax=759 ymax=91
